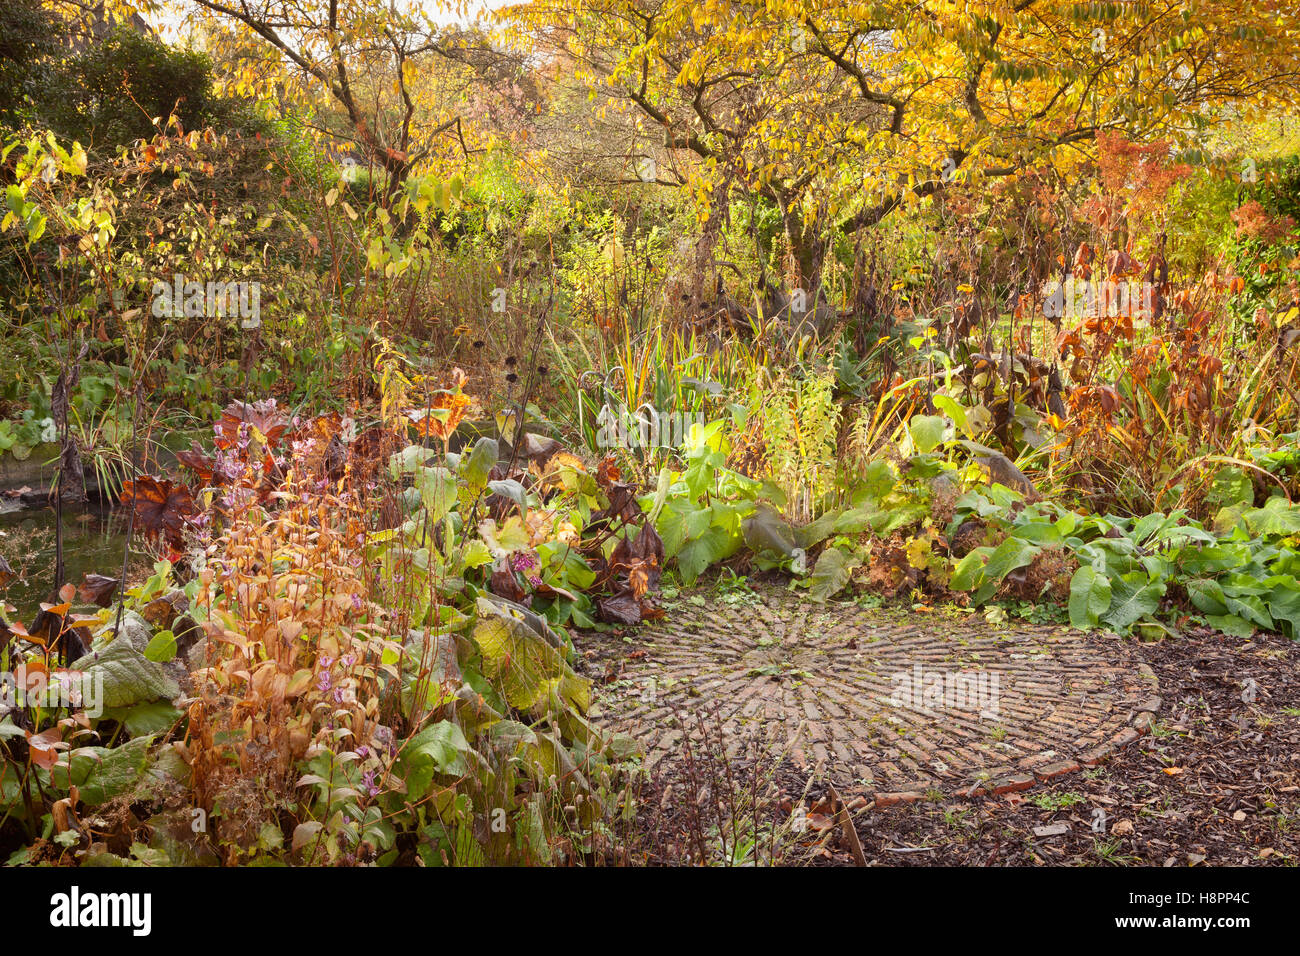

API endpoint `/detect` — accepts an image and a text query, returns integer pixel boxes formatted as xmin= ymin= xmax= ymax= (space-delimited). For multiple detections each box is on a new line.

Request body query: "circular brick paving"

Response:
xmin=585 ymin=589 xmax=1160 ymax=802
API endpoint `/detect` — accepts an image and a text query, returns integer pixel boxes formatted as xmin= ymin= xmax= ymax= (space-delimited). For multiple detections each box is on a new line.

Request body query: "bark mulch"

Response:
xmin=799 ymin=624 xmax=1300 ymax=866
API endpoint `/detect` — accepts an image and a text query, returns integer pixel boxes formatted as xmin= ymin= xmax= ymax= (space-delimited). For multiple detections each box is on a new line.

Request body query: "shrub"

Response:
xmin=45 ymin=29 xmax=216 ymax=152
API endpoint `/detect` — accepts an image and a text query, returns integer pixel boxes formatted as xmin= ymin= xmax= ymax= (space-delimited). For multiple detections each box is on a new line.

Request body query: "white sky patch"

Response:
xmin=147 ymin=0 xmax=515 ymax=43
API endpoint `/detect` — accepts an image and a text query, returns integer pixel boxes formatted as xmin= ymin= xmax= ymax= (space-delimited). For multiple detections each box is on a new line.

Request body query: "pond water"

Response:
xmin=0 ymin=501 xmax=133 ymax=624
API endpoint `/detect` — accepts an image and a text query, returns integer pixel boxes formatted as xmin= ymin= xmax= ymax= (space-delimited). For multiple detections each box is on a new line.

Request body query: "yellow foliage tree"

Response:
xmin=505 ymin=0 xmax=1300 ymax=278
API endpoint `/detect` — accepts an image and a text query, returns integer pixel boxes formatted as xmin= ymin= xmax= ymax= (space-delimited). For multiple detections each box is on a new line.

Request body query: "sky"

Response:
xmin=150 ymin=0 xmax=517 ymax=41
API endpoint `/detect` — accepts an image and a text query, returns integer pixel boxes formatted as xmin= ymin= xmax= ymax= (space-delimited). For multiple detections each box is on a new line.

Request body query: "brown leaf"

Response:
xmin=595 ymin=455 xmax=621 ymax=488
xmin=176 ymin=441 xmax=217 ymax=482
xmin=121 ymin=476 xmax=196 ymax=546
xmin=489 ymin=561 xmax=526 ymax=603
xmin=78 ymin=574 xmax=119 ymax=608
xmin=597 ymin=590 xmax=642 ymax=625
xmin=602 ymin=483 xmax=641 ymax=524
xmin=628 ymin=565 xmax=650 ymax=599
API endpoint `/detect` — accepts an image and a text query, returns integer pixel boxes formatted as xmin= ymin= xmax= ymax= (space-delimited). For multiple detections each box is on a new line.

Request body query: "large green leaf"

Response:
xmin=676 ymin=525 xmax=739 ymax=585
xmin=741 ymin=502 xmax=796 ymax=556
xmin=1100 ymin=574 xmax=1165 ymax=631
xmin=1068 ymin=565 xmax=1112 ymax=629
xmin=472 ymin=598 xmax=591 ymax=718
xmin=1205 ymin=614 xmax=1256 ymax=638
xmin=1186 ymin=577 xmax=1228 ymax=616
xmin=102 ymin=701 xmax=184 ymax=738
xmin=415 ymin=465 xmax=458 ymax=523
xmin=59 ymin=736 xmax=155 ymax=806
xmin=461 ymin=437 xmax=499 ymax=493
xmin=394 ymin=721 xmax=471 ymax=800
xmin=72 ymin=637 xmax=179 ymax=710
xmin=1240 ymin=496 xmax=1300 ymax=537
xmin=854 ymin=460 xmax=897 ymax=500
xmin=972 ymin=538 xmax=1040 ymax=603
xmin=1265 ymin=581 xmax=1300 ymax=638
xmin=949 ymin=547 xmax=991 ymax=592
xmin=805 ymin=546 xmax=859 ymax=602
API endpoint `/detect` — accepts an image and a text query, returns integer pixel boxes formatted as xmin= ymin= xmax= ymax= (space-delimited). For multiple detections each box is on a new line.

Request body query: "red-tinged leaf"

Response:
xmin=121 ymin=476 xmax=196 ymax=546
xmin=534 ymin=582 xmax=578 ymax=601
xmin=214 ymin=398 xmax=289 ymax=451
xmin=26 ymin=727 xmax=63 ymax=769
xmin=610 ymin=522 xmax=664 ymax=592
xmin=595 ymin=455 xmax=621 ymax=488
xmin=176 ymin=441 xmax=217 ymax=482
xmin=58 ymin=583 xmax=76 ymax=604
xmin=638 ymin=601 xmax=666 ymax=621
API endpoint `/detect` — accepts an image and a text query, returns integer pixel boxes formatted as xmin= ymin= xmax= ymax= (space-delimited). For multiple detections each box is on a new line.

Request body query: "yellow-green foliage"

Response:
xmin=757 ymin=368 xmax=840 ymax=522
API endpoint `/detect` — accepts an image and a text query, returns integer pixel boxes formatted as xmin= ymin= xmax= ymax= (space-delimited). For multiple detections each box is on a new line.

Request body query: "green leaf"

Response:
xmin=1206 ymin=466 xmax=1253 ymax=509
xmin=950 ymin=547 xmax=992 ymax=592
xmin=143 ymin=630 xmax=177 ymax=663
xmin=462 ymin=437 xmax=499 ymax=489
xmin=487 ymin=478 xmax=527 ymax=515
xmin=472 ymin=597 xmax=591 ymax=718
xmin=908 ymin=415 xmax=946 ymax=454
xmin=1186 ymin=578 xmax=1228 ymax=616
xmin=400 ymin=721 xmax=470 ymax=778
xmin=415 ymin=465 xmax=457 ymax=522
xmin=1265 ymin=582 xmax=1300 ymax=638
xmin=853 ymin=460 xmax=897 ymax=500
xmin=60 ymin=736 xmax=154 ymax=805
xmin=1240 ymin=496 xmax=1300 ymax=537
xmin=932 ymin=395 xmax=969 ymax=435
xmin=72 ymin=638 xmax=180 ymax=709
xmin=461 ymin=539 xmax=494 ymax=570
xmin=805 ymin=546 xmax=859 ymax=602
xmin=1205 ymin=614 xmax=1256 ymax=638
xmin=1068 ymin=565 xmax=1112 ymax=629
xmin=389 ymin=444 xmax=432 ymax=479
xmin=741 ymin=502 xmax=796 ymax=555
xmin=1100 ymin=574 xmax=1165 ymax=631
xmin=102 ymin=702 xmax=184 ymax=738
xmin=972 ymin=538 xmax=1040 ymax=603
xmin=871 ymin=500 xmax=928 ymax=535
xmin=676 ymin=525 xmax=739 ymax=585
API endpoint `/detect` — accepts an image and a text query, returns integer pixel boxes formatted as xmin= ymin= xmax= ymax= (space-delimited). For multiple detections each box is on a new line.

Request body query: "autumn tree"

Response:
xmin=81 ymin=0 xmax=532 ymax=198
xmin=506 ymin=0 xmax=1300 ymax=283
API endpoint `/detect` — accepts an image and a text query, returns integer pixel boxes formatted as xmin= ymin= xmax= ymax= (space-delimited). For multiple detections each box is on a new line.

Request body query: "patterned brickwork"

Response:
xmin=584 ymin=589 xmax=1160 ymax=802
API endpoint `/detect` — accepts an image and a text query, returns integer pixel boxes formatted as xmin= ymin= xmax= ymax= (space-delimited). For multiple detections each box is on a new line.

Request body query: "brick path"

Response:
xmin=585 ymin=588 xmax=1160 ymax=804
